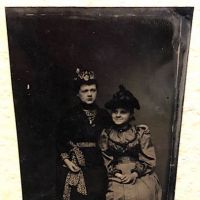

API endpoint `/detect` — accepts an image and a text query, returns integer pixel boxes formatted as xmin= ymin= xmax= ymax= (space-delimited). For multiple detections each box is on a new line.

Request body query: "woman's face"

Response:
xmin=78 ymin=84 xmax=97 ymax=104
xmin=111 ymin=108 xmax=131 ymax=125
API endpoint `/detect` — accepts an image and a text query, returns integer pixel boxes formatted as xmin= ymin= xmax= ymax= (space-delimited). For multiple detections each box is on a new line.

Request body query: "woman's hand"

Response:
xmin=63 ymin=159 xmax=80 ymax=173
xmin=115 ymin=172 xmax=124 ymax=179
xmin=120 ymin=172 xmax=138 ymax=184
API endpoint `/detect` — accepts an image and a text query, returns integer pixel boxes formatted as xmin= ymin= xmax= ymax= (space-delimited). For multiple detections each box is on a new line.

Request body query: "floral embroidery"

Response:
xmin=83 ymin=109 xmax=97 ymax=126
xmin=63 ymin=142 xmax=87 ymax=200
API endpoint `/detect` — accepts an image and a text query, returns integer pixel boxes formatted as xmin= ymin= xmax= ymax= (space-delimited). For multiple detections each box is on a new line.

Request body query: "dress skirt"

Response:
xmin=71 ymin=166 xmax=107 ymax=200
xmin=106 ymin=162 xmax=162 ymax=200
xmin=56 ymin=164 xmax=107 ymax=200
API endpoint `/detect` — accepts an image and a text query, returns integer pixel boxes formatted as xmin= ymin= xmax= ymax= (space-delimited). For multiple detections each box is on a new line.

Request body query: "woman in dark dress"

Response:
xmin=99 ymin=85 xmax=162 ymax=200
xmin=56 ymin=68 xmax=111 ymax=200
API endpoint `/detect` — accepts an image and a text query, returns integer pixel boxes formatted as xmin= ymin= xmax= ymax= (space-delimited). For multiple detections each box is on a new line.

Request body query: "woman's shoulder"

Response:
xmin=58 ymin=105 xmax=82 ymax=123
xmin=135 ymin=124 xmax=150 ymax=137
xmin=102 ymin=126 xmax=136 ymax=145
xmin=136 ymin=124 xmax=149 ymax=131
xmin=101 ymin=128 xmax=112 ymax=136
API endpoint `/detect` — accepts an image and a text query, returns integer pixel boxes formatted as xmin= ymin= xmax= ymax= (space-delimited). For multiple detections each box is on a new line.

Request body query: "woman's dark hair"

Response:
xmin=73 ymin=68 xmax=98 ymax=93
xmin=73 ymin=79 xmax=98 ymax=93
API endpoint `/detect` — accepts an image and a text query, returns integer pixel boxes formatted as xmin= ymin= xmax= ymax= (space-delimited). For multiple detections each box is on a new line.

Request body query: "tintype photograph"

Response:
xmin=5 ymin=7 xmax=193 ymax=200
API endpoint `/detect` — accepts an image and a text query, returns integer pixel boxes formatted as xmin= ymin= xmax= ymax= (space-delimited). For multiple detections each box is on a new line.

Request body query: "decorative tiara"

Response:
xmin=74 ymin=68 xmax=95 ymax=81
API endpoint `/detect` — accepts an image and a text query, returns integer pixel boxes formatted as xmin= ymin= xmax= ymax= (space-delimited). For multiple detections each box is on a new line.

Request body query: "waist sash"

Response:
xmin=117 ymin=156 xmax=136 ymax=163
xmin=63 ymin=141 xmax=87 ymax=200
xmin=76 ymin=142 xmax=96 ymax=148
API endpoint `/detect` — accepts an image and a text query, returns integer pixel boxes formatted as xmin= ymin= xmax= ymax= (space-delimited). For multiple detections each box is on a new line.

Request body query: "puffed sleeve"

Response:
xmin=132 ymin=125 xmax=156 ymax=177
xmin=99 ymin=129 xmax=122 ymax=176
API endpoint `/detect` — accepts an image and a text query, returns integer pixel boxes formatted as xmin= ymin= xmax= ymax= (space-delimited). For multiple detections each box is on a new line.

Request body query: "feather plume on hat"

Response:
xmin=105 ymin=85 xmax=140 ymax=113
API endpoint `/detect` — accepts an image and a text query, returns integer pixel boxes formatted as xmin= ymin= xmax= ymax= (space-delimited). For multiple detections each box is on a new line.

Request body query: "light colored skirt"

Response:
xmin=106 ymin=162 xmax=162 ymax=200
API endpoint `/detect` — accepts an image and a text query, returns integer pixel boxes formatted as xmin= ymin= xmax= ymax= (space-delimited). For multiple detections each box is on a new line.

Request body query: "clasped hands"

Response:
xmin=63 ymin=159 xmax=80 ymax=173
xmin=115 ymin=172 xmax=138 ymax=184
xmin=64 ymin=158 xmax=139 ymax=184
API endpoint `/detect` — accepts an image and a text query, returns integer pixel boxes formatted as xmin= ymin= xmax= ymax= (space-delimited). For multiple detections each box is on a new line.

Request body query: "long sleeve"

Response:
xmin=99 ymin=129 xmax=121 ymax=176
xmin=56 ymin=115 xmax=73 ymax=161
xmin=99 ymin=129 xmax=112 ymax=167
xmin=132 ymin=125 xmax=156 ymax=177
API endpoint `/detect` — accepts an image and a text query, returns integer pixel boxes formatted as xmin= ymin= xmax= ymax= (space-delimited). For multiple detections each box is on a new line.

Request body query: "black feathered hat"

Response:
xmin=105 ymin=85 xmax=140 ymax=113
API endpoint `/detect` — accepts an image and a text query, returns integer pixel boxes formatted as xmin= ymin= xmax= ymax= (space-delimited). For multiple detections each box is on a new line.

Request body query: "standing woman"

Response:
xmin=56 ymin=68 xmax=111 ymax=200
xmin=99 ymin=85 xmax=162 ymax=200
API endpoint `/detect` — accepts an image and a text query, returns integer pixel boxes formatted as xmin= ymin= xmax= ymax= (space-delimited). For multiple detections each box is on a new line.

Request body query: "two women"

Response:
xmin=57 ymin=69 xmax=162 ymax=200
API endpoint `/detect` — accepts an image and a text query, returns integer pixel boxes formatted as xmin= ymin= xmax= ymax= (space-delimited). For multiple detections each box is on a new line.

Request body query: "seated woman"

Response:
xmin=99 ymin=85 xmax=162 ymax=200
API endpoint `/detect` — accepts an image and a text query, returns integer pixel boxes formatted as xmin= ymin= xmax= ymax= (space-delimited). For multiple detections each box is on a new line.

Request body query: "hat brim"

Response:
xmin=105 ymin=100 xmax=135 ymax=112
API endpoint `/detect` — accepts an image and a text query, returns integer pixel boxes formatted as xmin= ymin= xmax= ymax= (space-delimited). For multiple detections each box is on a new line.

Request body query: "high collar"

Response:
xmin=112 ymin=122 xmax=132 ymax=132
xmin=80 ymin=101 xmax=98 ymax=110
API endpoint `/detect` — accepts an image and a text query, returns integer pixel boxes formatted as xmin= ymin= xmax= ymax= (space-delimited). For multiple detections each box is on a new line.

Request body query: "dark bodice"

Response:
xmin=100 ymin=124 xmax=156 ymax=177
xmin=107 ymin=126 xmax=140 ymax=160
xmin=56 ymin=104 xmax=111 ymax=167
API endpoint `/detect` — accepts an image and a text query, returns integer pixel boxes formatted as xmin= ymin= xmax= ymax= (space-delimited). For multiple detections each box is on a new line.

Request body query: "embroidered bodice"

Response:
xmin=99 ymin=124 xmax=156 ymax=177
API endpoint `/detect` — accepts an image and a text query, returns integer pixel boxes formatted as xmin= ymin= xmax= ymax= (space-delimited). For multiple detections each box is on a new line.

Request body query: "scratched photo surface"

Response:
xmin=5 ymin=7 xmax=193 ymax=200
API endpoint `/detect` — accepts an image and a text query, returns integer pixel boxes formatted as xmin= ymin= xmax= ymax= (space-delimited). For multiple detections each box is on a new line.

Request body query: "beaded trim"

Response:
xmin=83 ymin=109 xmax=97 ymax=125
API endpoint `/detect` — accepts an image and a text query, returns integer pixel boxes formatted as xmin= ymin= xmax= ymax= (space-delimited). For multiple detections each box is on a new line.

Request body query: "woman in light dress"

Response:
xmin=99 ymin=85 xmax=162 ymax=200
